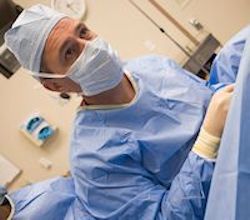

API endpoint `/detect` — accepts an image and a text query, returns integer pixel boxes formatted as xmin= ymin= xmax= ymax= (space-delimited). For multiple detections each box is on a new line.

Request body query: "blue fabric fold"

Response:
xmin=205 ymin=34 xmax=250 ymax=220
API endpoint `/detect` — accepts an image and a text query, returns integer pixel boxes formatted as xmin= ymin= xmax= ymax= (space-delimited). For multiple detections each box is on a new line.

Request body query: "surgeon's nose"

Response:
xmin=77 ymin=38 xmax=88 ymax=54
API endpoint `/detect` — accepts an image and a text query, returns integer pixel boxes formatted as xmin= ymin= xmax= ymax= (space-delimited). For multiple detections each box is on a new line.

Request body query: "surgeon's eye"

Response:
xmin=65 ymin=47 xmax=76 ymax=61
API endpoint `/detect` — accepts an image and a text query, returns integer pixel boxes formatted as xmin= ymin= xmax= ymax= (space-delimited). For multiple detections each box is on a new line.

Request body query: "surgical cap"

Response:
xmin=4 ymin=4 xmax=67 ymax=73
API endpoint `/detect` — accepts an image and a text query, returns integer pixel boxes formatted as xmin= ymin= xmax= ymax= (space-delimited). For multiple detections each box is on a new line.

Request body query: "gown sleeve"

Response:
xmin=161 ymin=151 xmax=214 ymax=220
xmin=208 ymin=25 xmax=250 ymax=86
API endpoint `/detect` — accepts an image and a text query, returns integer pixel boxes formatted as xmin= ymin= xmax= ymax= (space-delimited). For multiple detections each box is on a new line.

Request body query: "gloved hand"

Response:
xmin=193 ymin=84 xmax=235 ymax=159
xmin=203 ymin=84 xmax=235 ymax=138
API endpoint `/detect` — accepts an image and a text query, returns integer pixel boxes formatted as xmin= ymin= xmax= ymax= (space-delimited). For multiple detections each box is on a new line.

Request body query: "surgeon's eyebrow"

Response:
xmin=75 ymin=23 xmax=84 ymax=34
xmin=75 ymin=22 xmax=89 ymax=35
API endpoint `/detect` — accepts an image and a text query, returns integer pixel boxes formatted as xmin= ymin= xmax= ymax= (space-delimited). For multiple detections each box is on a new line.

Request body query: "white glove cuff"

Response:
xmin=192 ymin=128 xmax=221 ymax=159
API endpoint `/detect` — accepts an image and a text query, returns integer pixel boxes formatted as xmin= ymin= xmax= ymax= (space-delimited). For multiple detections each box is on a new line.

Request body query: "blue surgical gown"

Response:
xmin=10 ymin=25 xmax=250 ymax=220
xmin=9 ymin=154 xmax=214 ymax=220
xmin=205 ymin=29 xmax=250 ymax=220
xmin=69 ymin=56 xmax=214 ymax=219
xmin=209 ymin=25 xmax=250 ymax=85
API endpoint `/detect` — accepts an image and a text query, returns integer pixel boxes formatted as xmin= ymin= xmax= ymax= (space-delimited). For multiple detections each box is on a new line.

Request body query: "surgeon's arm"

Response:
xmin=161 ymin=84 xmax=234 ymax=219
xmin=209 ymin=25 xmax=250 ymax=85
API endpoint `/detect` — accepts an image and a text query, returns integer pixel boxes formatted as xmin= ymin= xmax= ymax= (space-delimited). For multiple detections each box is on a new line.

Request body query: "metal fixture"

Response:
xmin=128 ymin=0 xmax=221 ymax=77
xmin=0 ymin=0 xmax=23 ymax=78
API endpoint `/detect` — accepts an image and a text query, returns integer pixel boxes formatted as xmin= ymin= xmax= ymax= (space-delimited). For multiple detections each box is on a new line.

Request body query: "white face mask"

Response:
xmin=30 ymin=37 xmax=124 ymax=96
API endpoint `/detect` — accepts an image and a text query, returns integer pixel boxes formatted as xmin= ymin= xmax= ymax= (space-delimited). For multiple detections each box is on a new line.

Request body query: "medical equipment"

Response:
xmin=0 ymin=0 xmax=22 ymax=78
xmin=51 ymin=0 xmax=87 ymax=20
xmin=20 ymin=114 xmax=57 ymax=147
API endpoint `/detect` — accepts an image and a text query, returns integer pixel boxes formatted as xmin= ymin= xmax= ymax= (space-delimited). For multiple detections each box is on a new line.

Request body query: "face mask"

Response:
xmin=30 ymin=37 xmax=124 ymax=96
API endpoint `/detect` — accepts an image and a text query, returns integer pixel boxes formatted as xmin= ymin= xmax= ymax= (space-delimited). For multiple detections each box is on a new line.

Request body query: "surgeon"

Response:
xmin=4 ymin=4 xmax=245 ymax=219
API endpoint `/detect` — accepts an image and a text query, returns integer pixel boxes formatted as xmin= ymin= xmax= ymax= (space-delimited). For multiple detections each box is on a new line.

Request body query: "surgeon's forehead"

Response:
xmin=46 ymin=18 xmax=80 ymax=51
xmin=51 ymin=17 xmax=80 ymax=35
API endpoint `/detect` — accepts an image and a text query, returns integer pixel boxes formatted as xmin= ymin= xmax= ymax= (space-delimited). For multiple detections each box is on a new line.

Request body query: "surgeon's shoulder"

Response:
xmin=70 ymin=110 xmax=105 ymax=146
xmin=123 ymin=54 xmax=180 ymax=76
xmin=216 ymin=24 xmax=250 ymax=59
xmin=225 ymin=24 xmax=250 ymax=47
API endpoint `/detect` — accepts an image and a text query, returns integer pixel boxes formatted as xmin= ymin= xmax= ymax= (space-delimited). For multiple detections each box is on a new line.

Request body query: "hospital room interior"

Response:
xmin=0 ymin=0 xmax=250 ymax=219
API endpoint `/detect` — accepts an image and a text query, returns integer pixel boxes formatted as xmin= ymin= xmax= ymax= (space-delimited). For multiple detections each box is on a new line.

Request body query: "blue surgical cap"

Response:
xmin=4 ymin=4 xmax=67 ymax=73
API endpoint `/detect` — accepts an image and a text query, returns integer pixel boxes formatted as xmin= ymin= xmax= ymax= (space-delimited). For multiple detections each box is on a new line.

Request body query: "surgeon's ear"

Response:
xmin=40 ymin=78 xmax=63 ymax=92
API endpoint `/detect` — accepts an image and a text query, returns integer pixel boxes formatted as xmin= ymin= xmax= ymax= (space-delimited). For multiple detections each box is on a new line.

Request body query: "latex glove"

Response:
xmin=193 ymin=84 xmax=235 ymax=159
xmin=203 ymin=84 xmax=235 ymax=137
